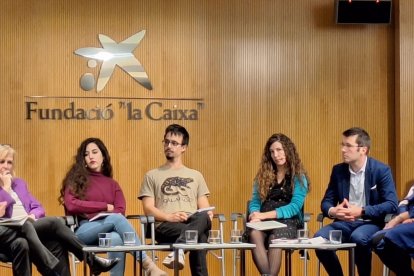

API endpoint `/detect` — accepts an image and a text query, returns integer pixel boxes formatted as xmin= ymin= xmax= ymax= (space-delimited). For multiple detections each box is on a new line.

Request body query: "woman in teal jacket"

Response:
xmin=248 ymin=133 xmax=310 ymax=276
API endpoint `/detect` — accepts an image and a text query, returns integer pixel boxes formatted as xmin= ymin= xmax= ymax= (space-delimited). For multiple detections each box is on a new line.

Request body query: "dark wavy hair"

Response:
xmin=58 ymin=138 xmax=113 ymax=204
xmin=255 ymin=133 xmax=310 ymax=201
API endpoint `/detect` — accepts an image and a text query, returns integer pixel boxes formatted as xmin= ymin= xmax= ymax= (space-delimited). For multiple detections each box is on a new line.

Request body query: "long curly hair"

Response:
xmin=58 ymin=138 xmax=113 ymax=204
xmin=255 ymin=133 xmax=310 ymax=201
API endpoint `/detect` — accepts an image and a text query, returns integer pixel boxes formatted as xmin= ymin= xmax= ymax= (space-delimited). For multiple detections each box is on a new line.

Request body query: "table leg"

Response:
xmin=240 ymin=249 xmax=245 ymax=276
xmin=136 ymin=251 xmax=139 ymax=276
xmin=174 ymin=249 xmax=179 ymax=276
xmin=349 ymin=247 xmax=355 ymax=276
xmin=284 ymin=250 xmax=292 ymax=276
xmin=83 ymin=252 xmax=88 ymax=276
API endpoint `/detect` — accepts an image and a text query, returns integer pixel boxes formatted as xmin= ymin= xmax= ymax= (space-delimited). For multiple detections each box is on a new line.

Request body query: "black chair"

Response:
xmin=0 ymin=252 xmax=12 ymax=270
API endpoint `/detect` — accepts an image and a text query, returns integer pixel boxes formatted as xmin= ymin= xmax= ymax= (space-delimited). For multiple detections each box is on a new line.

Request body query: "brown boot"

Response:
xmin=142 ymin=257 xmax=168 ymax=276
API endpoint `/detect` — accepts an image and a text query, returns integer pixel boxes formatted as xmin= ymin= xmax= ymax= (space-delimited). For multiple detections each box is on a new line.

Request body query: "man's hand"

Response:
xmin=166 ymin=211 xmax=188 ymax=222
xmin=330 ymin=199 xmax=359 ymax=221
xmin=0 ymin=201 xmax=7 ymax=217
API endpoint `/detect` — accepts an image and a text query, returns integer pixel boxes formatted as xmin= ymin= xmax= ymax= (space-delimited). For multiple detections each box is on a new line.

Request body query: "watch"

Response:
xmin=361 ymin=207 xmax=366 ymax=218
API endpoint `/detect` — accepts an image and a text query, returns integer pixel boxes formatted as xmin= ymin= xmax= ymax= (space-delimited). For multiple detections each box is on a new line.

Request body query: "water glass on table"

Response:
xmin=123 ymin=232 xmax=136 ymax=245
xmin=297 ymin=229 xmax=309 ymax=243
xmin=208 ymin=230 xmax=221 ymax=244
xmin=230 ymin=229 xmax=242 ymax=243
xmin=98 ymin=233 xmax=112 ymax=247
xmin=329 ymin=230 xmax=342 ymax=244
xmin=185 ymin=230 xmax=198 ymax=244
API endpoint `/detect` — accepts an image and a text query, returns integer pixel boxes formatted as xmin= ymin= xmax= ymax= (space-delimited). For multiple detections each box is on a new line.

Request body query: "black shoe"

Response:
xmin=88 ymin=253 xmax=119 ymax=275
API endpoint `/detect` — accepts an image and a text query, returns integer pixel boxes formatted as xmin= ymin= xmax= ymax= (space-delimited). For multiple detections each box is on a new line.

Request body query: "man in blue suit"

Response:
xmin=314 ymin=127 xmax=398 ymax=276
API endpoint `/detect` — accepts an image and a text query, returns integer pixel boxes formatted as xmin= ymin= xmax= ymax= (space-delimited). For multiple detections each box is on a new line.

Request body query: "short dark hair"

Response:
xmin=164 ymin=124 xmax=189 ymax=145
xmin=343 ymin=127 xmax=371 ymax=151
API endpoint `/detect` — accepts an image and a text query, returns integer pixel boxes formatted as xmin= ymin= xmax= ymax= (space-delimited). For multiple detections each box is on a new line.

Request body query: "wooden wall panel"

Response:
xmin=396 ymin=0 xmax=414 ymax=199
xmin=0 ymin=0 xmax=399 ymax=275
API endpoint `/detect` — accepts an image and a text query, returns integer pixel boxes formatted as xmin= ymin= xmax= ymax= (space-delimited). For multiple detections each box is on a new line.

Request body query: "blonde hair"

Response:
xmin=0 ymin=144 xmax=15 ymax=176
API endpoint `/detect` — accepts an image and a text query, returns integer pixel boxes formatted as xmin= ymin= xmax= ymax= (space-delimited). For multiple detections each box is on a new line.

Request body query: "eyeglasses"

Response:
xmin=340 ymin=143 xmax=362 ymax=149
xmin=162 ymin=139 xmax=182 ymax=147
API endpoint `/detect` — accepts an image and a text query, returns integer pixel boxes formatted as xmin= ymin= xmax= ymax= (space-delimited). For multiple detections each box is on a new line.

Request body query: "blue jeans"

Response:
xmin=373 ymin=224 xmax=414 ymax=275
xmin=75 ymin=214 xmax=146 ymax=276
xmin=314 ymin=220 xmax=380 ymax=276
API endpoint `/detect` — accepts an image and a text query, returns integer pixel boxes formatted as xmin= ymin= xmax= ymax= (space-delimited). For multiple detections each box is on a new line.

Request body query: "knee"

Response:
xmin=12 ymin=238 xmax=29 ymax=253
xmin=110 ymin=233 xmax=123 ymax=246
xmin=350 ymin=232 xmax=371 ymax=246
xmin=107 ymin=213 xmax=126 ymax=223
xmin=314 ymin=227 xmax=329 ymax=239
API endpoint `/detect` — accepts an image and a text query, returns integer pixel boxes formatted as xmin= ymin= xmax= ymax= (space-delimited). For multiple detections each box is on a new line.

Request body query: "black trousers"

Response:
xmin=0 ymin=226 xmax=31 ymax=276
xmin=155 ymin=211 xmax=212 ymax=276
xmin=20 ymin=216 xmax=86 ymax=276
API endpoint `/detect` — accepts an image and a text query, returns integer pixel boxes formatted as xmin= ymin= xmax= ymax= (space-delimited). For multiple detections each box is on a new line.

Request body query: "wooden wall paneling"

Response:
xmin=0 ymin=0 xmax=398 ymax=275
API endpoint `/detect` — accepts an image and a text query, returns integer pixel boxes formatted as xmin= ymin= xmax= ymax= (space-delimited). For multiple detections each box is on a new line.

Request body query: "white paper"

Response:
xmin=0 ymin=215 xmax=28 ymax=226
xmin=246 ymin=220 xmax=287 ymax=231
xmin=89 ymin=212 xmax=113 ymax=222
xmin=188 ymin=206 xmax=215 ymax=217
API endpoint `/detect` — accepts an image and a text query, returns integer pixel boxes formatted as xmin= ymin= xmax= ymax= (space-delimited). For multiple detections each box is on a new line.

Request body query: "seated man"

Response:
xmin=139 ymin=124 xmax=213 ymax=276
xmin=0 ymin=201 xmax=31 ymax=276
xmin=372 ymin=184 xmax=414 ymax=275
xmin=314 ymin=127 xmax=398 ymax=276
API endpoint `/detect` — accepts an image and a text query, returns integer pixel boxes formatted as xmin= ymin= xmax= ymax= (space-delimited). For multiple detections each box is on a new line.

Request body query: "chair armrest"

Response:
xmin=63 ymin=215 xmax=76 ymax=227
xmin=230 ymin=212 xmax=244 ymax=221
xmin=384 ymin=213 xmax=396 ymax=223
xmin=317 ymin=212 xmax=328 ymax=223
xmin=126 ymin=214 xmax=151 ymax=244
xmin=213 ymin=213 xmax=226 ymax=223
xmin=303 ymin=212 xmax=312 ymax=223
xmin=126 ymin=214 xmax=148 ymax=224
xmin=230 ymin=212 xmax=246 ymax=231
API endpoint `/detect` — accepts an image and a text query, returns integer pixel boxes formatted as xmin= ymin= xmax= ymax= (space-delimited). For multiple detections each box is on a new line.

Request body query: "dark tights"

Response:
xmin=250 ymin=229 xmax=282 ymax=276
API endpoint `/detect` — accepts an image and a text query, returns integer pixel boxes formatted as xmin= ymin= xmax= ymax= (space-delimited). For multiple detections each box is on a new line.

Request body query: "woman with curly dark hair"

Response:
xmin=248 ymin=133 xmax=310 ymax=276
xmin=59 ymin=138 xmax=166 ymax=276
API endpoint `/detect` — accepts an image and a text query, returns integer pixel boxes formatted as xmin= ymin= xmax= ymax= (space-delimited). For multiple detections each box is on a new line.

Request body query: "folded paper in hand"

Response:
xmin=89 ymin=212 xmax=113 ymax=222
xmin=0 ymin=215 xmax=29 ymax=226
xmin=246 ymin=220 xmax=287 ymax=231
xmin=189 ymin=206 xmax=215 ymax=217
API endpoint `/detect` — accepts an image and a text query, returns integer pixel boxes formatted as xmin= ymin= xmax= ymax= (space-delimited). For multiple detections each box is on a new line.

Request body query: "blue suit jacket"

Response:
xmin=321 ymin=157 xmax=398 ymax=223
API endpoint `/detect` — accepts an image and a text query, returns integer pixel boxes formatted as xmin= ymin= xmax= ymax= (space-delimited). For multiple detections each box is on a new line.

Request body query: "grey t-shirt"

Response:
xmin=139 ymin=166 xmax=210 ymax=215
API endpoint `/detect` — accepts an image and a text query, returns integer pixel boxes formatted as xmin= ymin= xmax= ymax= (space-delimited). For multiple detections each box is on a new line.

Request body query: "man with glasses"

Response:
xmin=139 ymin=124 xmax=213 ymax=276
xmin=314 ymin=127 xmax=398 ymax=276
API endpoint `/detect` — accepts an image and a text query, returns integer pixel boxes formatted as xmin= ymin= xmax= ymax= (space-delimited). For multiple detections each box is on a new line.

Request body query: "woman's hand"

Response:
xmin=27 ymin=214 xmax=37 ymax=221
xmin=0 ymin=171 xmax=12 ymax=191
xmin=106 ymin=204 xmax=114 ymax=212
xmin=0 ymin=201 xmax=6 ymax=217
xmin=249 ymin=210 xmax=277 ymax=221
xmin=402 ymin=218 xmax=414 ymax=224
